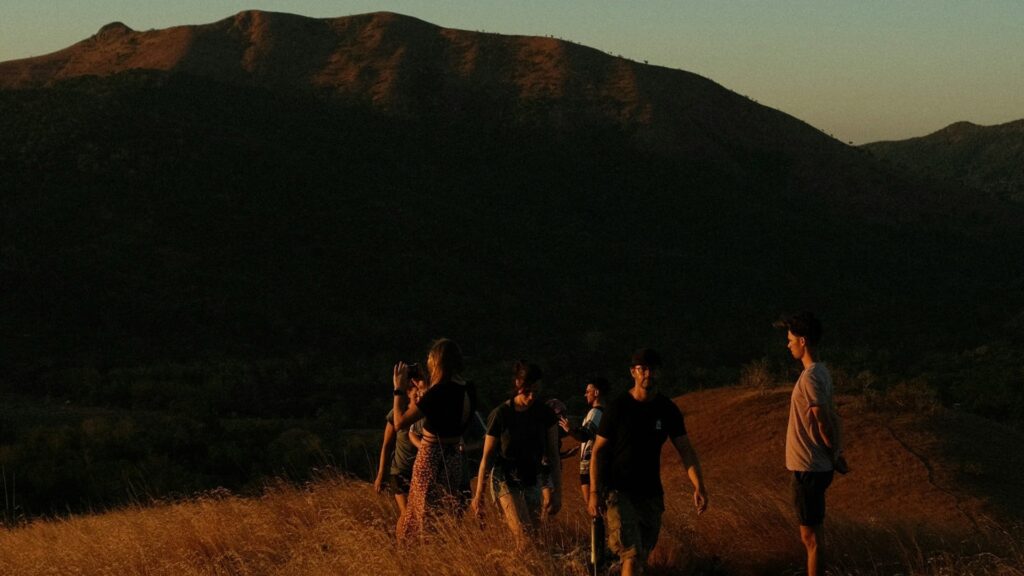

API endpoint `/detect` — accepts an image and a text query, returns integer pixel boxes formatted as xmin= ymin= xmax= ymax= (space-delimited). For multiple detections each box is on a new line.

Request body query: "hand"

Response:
xmin=834 ymin=454 xmax=850 ymax=474
xmin=693 ymin=487 xmax=708 ymax=515
xmin=392 ymin=362 xmax=409 ymax=392
xmin=587 ymin=491 xmax=604 ymax=518
xmin=545 ymin=490 xmax=562 ymax=517
xmin=470 ymin=495 xmax=483 ymax=517
xmin=558 ymin=416 xmax=571 ymax=433
xmin=373 ymin=474 xmax=384 ymax=494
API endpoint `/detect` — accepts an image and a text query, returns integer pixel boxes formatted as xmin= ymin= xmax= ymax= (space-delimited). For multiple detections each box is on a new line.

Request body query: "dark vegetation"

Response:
xmin=862 ymin=119 xmax=1024 ymax=203
xmin=1 ymin=70 xmax=1023 ymax=518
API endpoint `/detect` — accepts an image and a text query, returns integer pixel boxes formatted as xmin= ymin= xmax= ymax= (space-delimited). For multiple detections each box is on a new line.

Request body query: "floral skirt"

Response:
xmin=396 ymin=441 xmax=466 ymax=542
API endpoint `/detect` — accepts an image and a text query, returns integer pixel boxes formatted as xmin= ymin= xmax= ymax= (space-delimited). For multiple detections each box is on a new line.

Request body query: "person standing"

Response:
xmin=471 ymin=361 xmax=562 ymax=547
xmin=373 ymin=363 xmax=427 ymax=515
xmin=778 ymin=312 xmax=845 ymax=576
xmin=560 ymin=376 xmax=609 ymax=506
xmin=589 ymin=349 xmax=707 ymax=576
xmin=392 ymin=339 xmax=479 ymax=542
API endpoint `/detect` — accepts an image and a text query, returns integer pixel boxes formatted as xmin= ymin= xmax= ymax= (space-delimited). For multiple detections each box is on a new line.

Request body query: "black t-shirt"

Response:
xmin=485 ymin=400 xmax=556 ymax=486
xmin=597 ymin=391 xmax=687 ymax=496
xmin=417 ymin=380 xmax=478 ymax=437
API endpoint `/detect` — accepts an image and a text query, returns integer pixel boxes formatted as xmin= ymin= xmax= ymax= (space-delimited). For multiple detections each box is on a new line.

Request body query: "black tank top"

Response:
xmin=417 ymin=380 xmax=478 ymax=437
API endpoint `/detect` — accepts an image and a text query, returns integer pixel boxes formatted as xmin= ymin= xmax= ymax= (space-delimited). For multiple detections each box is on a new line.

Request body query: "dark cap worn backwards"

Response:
xmin=630 ymin=348 xmax=662 ymax=368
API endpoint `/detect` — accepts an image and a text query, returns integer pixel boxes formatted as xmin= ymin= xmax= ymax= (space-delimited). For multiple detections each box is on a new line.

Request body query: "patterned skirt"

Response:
xmin=396 ymin=440 xmax=466 ymax=542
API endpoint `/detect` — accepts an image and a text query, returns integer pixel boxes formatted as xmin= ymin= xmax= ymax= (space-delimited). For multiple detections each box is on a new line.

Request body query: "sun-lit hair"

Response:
xmin=427 ymin=338 xmax=464 ymax=385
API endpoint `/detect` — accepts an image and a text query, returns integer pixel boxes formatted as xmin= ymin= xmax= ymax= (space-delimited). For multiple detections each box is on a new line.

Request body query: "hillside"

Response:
xmin=1 ymin=10 xmax=1019 ymax=366
xmin=862 ymin=119 xmax=1024 ymax=203
xmin=2 ymin=10 xmax=1024 ymax=515
xmin=0 ymin=386 xmax=1021 ymax=575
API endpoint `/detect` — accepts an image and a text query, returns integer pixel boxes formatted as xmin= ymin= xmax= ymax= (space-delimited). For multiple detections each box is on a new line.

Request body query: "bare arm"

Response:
xmin=408 ymin=427 xmax=423 ymax=449
xmin=671 ymin=434 xmax=708 ymax=514
xmin=561 ymin=416 xmax=596 ymax=442
xmin=587 ymin=435 xmax=609 ymax=517
xmin=374 ymin=422 xmax=397 ymax=493
xmin=810 ymin=405 xmax=842 ymax=456
xmin=391 ymin=362 xmax=424 ymax=430
xmin=544 ymin=424 xmax=562 ymax=515
xmin=471 ymin=435 xmax=499 ymax=514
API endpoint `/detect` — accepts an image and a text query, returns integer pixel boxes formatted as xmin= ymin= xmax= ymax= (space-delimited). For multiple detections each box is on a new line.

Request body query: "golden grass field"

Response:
xmin=1 ymin=386 xmax=1022 ymax=575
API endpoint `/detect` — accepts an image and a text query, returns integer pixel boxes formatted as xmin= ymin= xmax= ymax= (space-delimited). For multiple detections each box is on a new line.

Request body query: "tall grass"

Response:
xmin=0 ymin=473 xmax=1020 ymax=575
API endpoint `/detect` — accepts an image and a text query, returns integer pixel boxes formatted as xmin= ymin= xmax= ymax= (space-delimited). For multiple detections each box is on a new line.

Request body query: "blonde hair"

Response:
xmin=427 ymin=338 xmax=464 ymax=385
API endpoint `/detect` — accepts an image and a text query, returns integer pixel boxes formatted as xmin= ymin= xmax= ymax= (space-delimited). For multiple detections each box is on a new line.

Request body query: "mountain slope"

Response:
xmin=0 ymin=10 xmax=1022 ymax=478
xmin=862 ymin=119 xmax=1024 ymax=202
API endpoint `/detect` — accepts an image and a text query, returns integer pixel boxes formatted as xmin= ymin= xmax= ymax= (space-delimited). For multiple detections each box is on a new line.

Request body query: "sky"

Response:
xmin=1 ymin=1 xmax=1021 ymax=144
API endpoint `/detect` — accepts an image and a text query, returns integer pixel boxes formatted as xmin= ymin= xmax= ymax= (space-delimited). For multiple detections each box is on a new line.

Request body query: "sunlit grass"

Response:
xmin=0 ymin=473 xmax=1020 ymax=575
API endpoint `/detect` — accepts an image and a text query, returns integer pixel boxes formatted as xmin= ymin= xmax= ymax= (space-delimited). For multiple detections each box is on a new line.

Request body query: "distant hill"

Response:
xmin=1 ymin=10 xmax=1019 ymax=368
xmin=862 ymin=119 xmax=1024 ymax=203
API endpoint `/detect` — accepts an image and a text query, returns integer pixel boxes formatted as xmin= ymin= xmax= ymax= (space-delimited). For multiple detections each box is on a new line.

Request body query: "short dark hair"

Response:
xmin=630 ymin=348 xmax=662 ymax=368
xmin=586 ymin=376 xmax=611 ymax=396
xmin=776 ymin=311 xmax=823 ymax=346
xmin=514 ymin=360 xmax=543 ymax=386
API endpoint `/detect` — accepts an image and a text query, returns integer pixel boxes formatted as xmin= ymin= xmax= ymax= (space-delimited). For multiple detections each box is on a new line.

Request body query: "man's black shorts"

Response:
xmin=792 ymin=470 xmax=834 ymax=526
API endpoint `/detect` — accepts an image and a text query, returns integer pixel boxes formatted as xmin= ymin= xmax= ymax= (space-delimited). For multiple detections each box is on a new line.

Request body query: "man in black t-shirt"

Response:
xmin=589 ymin=348 xmax=708 ymax=576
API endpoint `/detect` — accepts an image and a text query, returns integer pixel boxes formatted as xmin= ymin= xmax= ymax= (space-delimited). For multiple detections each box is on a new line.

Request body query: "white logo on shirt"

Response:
xmin=655 ymin=419 xmax=662 ymax=430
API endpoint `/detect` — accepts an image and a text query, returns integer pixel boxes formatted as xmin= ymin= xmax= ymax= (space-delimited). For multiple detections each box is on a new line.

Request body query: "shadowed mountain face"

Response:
xmin=2 ymin=10 xmax=1023 ymax=379
xmin=862 ymin=119 xmax=1024 ymax=203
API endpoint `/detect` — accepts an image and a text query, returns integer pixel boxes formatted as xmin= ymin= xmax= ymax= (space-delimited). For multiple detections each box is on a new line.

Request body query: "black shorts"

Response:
xmin=792 ymin=470 xmax=834 ymax=526
xmin=390 ymin=471 xmax=412 ymax=496
xmin=579 ymin=473 xmax=590 ymax=486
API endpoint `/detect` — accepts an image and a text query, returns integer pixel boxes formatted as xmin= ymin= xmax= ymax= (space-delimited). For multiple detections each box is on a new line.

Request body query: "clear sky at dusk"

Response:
xmin=2 ymin=0 xmax=1021 ymax=144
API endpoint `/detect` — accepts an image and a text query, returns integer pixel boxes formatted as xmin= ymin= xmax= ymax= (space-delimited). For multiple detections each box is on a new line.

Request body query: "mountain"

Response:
xmin=862 ymin=119 xmax=1024 ymax=203
xmin=1 ymin=11 xmax=1022 ymax=420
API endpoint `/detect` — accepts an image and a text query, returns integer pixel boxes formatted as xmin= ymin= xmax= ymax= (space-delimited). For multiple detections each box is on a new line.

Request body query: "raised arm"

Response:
xmin=392 ymin=362 xmax=424 ymax=430
xmin=671 ymin=434 xmax=708 ymax=514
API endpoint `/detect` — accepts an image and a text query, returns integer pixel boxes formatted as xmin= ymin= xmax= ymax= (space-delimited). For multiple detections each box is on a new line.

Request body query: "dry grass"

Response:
xmin=2 ymin=386 xmax=1023 ymax=575
xmin=0 ymin=476 xmax=597 ymax=576
xmin=0 ymin=473 xmax=1020 ymax=576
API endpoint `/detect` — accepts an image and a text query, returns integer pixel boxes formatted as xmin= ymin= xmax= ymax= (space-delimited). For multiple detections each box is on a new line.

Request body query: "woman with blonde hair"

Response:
xmin=392 ymin=338 xmax=478 ymax=541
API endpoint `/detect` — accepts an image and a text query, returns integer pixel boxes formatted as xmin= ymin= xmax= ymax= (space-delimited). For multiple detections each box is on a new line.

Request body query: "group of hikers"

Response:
xmin=373 ymin=312 xmax=845 ymax=576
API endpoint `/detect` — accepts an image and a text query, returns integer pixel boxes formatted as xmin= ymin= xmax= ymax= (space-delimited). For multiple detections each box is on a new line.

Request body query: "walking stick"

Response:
xmin=590 ymin=515 xmax=605 ymax=576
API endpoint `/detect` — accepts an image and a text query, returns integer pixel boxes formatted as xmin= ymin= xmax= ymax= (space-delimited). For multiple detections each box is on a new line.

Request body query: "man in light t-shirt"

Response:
xmin=559 ymin=376 xmax=610 ymax=506
xmin=777 ymin=311 xmax=845 ymax=576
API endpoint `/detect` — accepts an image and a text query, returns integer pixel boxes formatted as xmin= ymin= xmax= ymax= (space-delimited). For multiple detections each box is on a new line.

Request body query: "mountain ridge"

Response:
xmin=862 ymin=118 xmax=1024 ymax=202
xmin=0 ymin=11 xmax=840 ymax=160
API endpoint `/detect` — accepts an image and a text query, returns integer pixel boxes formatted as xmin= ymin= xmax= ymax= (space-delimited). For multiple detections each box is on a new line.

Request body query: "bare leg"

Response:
xmin=800 ymin=524 xmax=824 ymax=576
xmin=498 ymin=492 xmax=531 ymax=549
xmin=539 ymin=486 xmax=552 ymax=524
xmin=394 ymin=493 xmax=408 ymax=516
xmin=621 ymin=557 xmax=639 ymax=576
